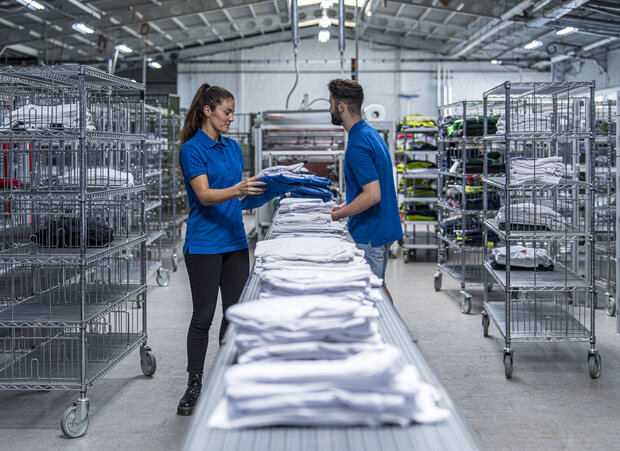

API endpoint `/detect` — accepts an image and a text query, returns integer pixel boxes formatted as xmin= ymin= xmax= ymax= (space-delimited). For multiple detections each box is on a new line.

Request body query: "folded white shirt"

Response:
xmin=208 ymin=345 xmax=451 ymax=428
xmin=255 ymin=236 xmax=363 ymax=266
xmin=259 ymin=163 xmax=304 ymax=176
xmin=258 ymin=266 xmax=372 ymax=295
xmin=236 ymin=341 xmax=385 ymax=364
xmin=59 ymin=167 xmax=135 ymax=187
xmin=2 ymin=103 xmax=96 ymax=131
xmin=510 ymin=157 xmax=565 ymax=185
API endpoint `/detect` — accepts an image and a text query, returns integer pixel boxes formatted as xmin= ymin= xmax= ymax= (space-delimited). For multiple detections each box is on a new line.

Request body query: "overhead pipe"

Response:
xmin=285 ymin=0 xmax=300 ymax=109
xmin=338 ymin=0 xmax=345 ymax=76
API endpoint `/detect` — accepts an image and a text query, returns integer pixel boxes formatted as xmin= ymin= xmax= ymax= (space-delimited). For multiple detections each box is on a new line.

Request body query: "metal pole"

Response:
xmin=354 ymin=3 xmax=359 ymax=81
xmin=339 ymin=0 xmax=345 ymax=77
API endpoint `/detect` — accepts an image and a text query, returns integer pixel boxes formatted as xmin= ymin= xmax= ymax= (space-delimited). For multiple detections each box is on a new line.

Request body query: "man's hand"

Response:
xmin=324 ymin=202 xmax=346 ymax=221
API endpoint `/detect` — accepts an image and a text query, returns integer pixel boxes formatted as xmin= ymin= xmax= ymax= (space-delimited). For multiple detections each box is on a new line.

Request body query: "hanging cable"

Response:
xmin=285 ymin=46 xmax=299 ymax=110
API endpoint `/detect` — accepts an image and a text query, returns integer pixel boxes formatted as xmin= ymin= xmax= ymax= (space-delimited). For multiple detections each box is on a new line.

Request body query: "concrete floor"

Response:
xmin=1 ymin=239 xmax=619 ymax=450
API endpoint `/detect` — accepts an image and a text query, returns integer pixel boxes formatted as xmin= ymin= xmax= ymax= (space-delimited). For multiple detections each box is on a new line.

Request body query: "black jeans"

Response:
xmin=185 ymin=248 xmax=249 ymax=373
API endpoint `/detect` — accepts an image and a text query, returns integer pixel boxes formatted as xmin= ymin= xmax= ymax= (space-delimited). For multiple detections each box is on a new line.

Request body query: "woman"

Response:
xmin=176 ymin=83 xmax=270 ymax=416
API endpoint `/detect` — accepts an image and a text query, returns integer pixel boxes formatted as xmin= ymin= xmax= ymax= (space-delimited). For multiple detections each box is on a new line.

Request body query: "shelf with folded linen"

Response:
xmin=483 ymin=176 xmax=589 ymax=190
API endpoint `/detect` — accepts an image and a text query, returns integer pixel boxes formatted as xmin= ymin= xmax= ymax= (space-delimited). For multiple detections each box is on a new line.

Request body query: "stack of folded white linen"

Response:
xmin=207 ymin=343 xmax=451 ymax=428
xmin=509 ymin=157 xmax=566 ymax=185
xmin=272 ymin=212 xmax=347 ymax=234
xmin=278 ymin=199 xmax=335 ymax=214
xmin=496 ymin=112 xmax=553 ymax=134
xmin=228 ymin=296 xmax=382 ymax=353
xmin=2 ymin=103 xmax=97 ymax=131
xmin=496 ymin=202 xmax=564 ymax=230
xmin=258 ymin=162 xmax=304 ymax=176
xmin=254 ymin=236 xmax=363 ymax=268
xmin=59 ymin=167 xmax=135 ymax=187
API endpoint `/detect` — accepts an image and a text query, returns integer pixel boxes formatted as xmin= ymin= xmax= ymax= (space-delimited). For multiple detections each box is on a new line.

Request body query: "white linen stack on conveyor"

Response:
xmin=509 ymin=157 xmax=566 ymax=185
xmin=208 ymin=199 xmax=450 ymax=429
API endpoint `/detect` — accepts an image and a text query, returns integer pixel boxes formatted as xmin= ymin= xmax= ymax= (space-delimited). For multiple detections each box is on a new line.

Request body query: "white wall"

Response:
xmin=177 ymin=38 xmax=551 ymax=120
xmin=560 ymin=47 xmax=620 ymax=100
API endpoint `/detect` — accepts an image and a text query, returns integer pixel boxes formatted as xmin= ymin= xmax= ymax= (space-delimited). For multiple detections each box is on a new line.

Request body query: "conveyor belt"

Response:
xmin=183 ymin=215 xmax=480 ymax=451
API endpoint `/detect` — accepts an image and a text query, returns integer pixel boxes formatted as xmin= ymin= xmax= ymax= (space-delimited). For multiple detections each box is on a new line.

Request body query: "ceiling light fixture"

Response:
xmin=491 ymin=59 xmax=502 ymax=65
xmin=523 ymin=39 xmax=543 ymax=50
xmin=319 ymin=11 xmax=331 ymax=28
xmin=556 ymin=26 xmax=577 ymax=36
xmin=72 ymin=23 xmax=94 ymax=34
xmin=115 ymin=44 xmax=133 ymax=54
xmin=318 ymin=29 xmax=330 ymax=43
xmin=16 ymin=0 xmax=45 ymax=10
xmin=148 ymin=61 xmax=162 ymax=69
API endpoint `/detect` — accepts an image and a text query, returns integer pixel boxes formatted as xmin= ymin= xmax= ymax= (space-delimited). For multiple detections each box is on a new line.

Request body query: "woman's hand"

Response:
xmin=236 ymin=174 xmax=266 ymax=196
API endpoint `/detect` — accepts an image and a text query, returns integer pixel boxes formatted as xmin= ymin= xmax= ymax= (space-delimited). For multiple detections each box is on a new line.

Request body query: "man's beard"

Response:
xmin=330 ymin=110 xmax=343 ymax=126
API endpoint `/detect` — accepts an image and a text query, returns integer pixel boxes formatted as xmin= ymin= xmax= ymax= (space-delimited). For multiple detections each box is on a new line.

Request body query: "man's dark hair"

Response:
xmin=328 ymin=79 xmax=364 ymax=116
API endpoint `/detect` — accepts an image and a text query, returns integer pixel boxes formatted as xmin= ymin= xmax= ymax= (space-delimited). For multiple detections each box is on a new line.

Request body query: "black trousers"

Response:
xmin=184 ymin=248 xmax=249 ymax=373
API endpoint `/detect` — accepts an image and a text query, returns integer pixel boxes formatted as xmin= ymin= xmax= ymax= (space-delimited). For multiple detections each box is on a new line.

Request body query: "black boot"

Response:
xmin=177 ymin=372 xmax=203 ymax=416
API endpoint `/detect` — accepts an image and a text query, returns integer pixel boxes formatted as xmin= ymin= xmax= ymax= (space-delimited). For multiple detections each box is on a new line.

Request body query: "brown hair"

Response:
xmin=179 ymin=83 xmax=234 ymax=147
xmin=327 ymin=79 xmax=364 ymax=115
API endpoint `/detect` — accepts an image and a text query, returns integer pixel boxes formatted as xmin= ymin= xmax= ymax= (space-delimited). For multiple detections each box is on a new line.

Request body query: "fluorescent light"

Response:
xmin=72 ymin=23 xmax=94 ymax=34
xmin=524 ymin=40 xmax=543 ymax=50
xmin=148 ymin=61 xmax=162 ymax=69
xmin=319 ymin=11 xmax=330 ymax=28
xmin=556 ymin=26 xmax=577 ymax=36
xmin=491 ymin=59 xmax=502 ymax=65
xmin=320 ymin=0 xmax=334 ymax=8
xmin=298 ymin=0 xmax=364 ymax=7
xmin=115 ymin=44 xmax=133 ymax=54
xmin=16 ymin=0 xmax=45 ymax=10
xmin=299 ymin=18 xmax=355 ymax=28
xmin=318 ymin=29 xmax=330 ymax=43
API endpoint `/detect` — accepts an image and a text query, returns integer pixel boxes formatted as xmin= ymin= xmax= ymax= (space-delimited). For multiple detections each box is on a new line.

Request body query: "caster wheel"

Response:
xmin=61 ymin=406 xmax=89 ymax=438
xmin=433 ymin=272 xmax=442 ymax=292
xmin=482 ymin=312 xmax=490 ymax=337
xmin=503 ymin=352 xmax=513 ymax=379
xmin=606 ymin=297 xmax=616 ymax=316
xmin=156 ymin=268 xmax=170 ymax=287
xmin=459 ymin=291 xmax=472 ymax=314
xmin=588 ymin=353 xmax=601 ymax=379
xmin=141 ymin=350 xmax=157 ymax=377
xmin=172 ymin=254 xmax=179 ymax=272
xmin=403 ymin=252 xmax=410 ymax=264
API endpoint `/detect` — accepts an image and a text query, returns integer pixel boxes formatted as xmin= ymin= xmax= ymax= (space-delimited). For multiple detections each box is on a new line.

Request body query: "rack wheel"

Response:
xmin=459 ymin=291 xmax=472 ymax=314
xmin=141 ymin=349 xmax=157 ymax=377
xmin=606 ymin=297 xmax=616 ymax=317
xmin=433 ymin=272 xmax=442 ymax=291
xmin=61 ymin=405 xmax=89 ymax=438
xmin=171 ymin=254 xmax=179 ymax=272
xmin=156 ymin=268 xmax=170 ymax=287
xmin=482 ymin=312 xmax=490 ymax=337
xmin=588 ymin=353 xmax=601 ymax=379
xmin=503 ymin=351 xmax=513 ymax=379
xmin=403 ymin=252 xmax=410 ymax=264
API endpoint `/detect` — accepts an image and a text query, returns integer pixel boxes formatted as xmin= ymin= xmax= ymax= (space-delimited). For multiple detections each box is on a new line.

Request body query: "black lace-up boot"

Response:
xmin=177 ymin=372 xmax=203 ymax=416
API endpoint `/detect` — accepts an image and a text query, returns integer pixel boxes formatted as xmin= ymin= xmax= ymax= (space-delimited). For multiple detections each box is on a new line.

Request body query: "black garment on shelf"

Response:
xmin=490 ymin=261 xmax=555 ymax=272
xmin=32 ymin=217 xmax=114 ymax=248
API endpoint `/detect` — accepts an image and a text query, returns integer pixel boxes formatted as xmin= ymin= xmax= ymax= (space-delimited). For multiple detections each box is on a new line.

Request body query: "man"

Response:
xmin=327 ymin=78 xmax=403 ymax=285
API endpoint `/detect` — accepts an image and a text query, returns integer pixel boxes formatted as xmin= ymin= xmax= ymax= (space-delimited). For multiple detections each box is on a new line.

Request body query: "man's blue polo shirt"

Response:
xmin=179 ymin=128 xmax=248 ymax=254
xmin=345 ymin=119 xmax=403 ymax=247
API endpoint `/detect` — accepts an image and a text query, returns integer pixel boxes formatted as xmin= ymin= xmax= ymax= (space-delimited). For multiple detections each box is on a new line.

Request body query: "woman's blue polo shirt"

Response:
xmin=179 ymin=128 xmax=248 ymax=254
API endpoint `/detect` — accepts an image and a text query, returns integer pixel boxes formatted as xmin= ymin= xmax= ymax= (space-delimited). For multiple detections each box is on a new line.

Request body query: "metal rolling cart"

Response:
xmin=593 ymin=100 xmax=616 ymax=316
xmin=0 ymin=65 xmax=156 ymax=438
xmin=481 ymin=81 xmax=600 ymax=379
xmin=160 ymin=111 xmax=185 ymax=273
xmin=395 ymin=121 xmax=439 ymax=262
xmin=434 ymin=101 xmax=500 ymax=314
xmin=252 ymin=110 xmax=345 ymax=240
xmin=182 ymin=207 xmax=480 ymax=451
xmin=143 ymin=104 xmax=168 ymax=286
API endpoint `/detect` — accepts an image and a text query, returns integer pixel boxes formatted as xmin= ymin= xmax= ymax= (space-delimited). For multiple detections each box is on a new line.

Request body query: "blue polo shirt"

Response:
xmin=179 ymin=129 xmax=248 ymax=254
xmin=345 ymin=119 xmax=403 ymax=246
